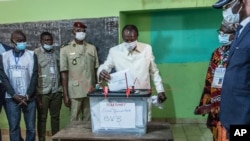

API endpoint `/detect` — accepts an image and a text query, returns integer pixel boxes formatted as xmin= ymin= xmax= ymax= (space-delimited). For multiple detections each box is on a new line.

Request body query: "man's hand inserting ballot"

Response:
xmin=99 ymin=70 xmax=111 ymax=82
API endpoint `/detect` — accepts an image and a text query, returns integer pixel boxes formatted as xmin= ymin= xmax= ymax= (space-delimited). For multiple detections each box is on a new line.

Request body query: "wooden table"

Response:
xmin=52 ymin=121 xmax=174 ymax=141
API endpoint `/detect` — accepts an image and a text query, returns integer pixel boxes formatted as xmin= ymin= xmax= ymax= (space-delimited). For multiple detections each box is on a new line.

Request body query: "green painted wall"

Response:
xmin=121 ymin=8 xmax=222 ymax=119
xmin=0 ymin=0 xmax=221 ymax=130
xmin=152 ymin=63 xmax=209 ymax=118
xmin=0 ymin=0 xmax=215 ymax=24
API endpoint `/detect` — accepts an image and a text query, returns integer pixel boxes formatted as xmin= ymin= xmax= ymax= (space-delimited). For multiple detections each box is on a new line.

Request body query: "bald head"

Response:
xmin=122 ymin=25 xmax=139 ymax=43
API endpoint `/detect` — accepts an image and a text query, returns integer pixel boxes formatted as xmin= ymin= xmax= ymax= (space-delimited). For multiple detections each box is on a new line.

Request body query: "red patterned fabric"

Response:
xmin=195 ymin=45 xmax=230 ymax=141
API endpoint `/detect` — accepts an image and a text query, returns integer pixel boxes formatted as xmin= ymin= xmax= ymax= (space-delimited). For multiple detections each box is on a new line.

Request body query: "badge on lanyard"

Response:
xmin=50 ymin=67 xmax=55 ymax=74
xmin=12 ymin=70 xmax=22 ymax=78
xmin=211 ymin=67 xmax=226 ymax=88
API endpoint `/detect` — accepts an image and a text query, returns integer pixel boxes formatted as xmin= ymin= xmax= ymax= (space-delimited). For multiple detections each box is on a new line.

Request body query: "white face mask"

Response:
xmin=43 ymin=44 xmax=53 ymax=51
xmin=75 ymin=32 xmax=86 ymax=41
xmin=222 ymin=2 xmax=242 ymax=24
xmin=218 ymin=33 xmax=232 ymax=45
xmin=123 ymin=40 xmax=137 ymax=51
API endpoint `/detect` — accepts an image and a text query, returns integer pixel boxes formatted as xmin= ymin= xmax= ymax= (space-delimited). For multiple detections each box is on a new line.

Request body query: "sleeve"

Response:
xmin=197 ymin=50 xmax=217 ymax=107
xmin=60 ymin=47 xmax=68 ymax=72
xmin=1 ymin=42 xmax=12 ymax=51
xmin=147 ymin=45 xmax=165 ymax=93
xmin=94 ymin=47 xmax=99 ymax=69
xmin=26 ymin=54 xmax=38 ymax=98
xmin=97 ymin=48 xmax=115 ymax=82
xmin=0 ymin=55 xmax=16 ymax=97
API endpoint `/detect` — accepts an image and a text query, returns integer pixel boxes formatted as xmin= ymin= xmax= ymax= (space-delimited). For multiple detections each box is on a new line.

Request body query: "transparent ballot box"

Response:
xmin=87 ymin=89 xmax=151 ymax=135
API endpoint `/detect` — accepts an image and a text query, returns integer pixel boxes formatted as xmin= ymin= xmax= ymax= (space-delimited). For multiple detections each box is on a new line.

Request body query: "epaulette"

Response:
xmin=61 ymin=43 xmax=69 ymax=48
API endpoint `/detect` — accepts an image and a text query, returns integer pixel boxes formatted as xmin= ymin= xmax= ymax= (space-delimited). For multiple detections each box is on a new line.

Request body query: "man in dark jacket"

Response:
xmin=0 ymin=42 xmax=12 ymax=113
xmin=0 ymin=42 xmax=12 ymax=141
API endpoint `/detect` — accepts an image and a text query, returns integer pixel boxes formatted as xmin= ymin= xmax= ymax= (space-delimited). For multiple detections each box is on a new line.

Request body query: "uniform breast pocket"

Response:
xmin=69 ymin=53 xmax=80 ymax=65
xmin=39 ymin=59 xmax=49 ymax=68
xmin=87 ymin=53 xmax=95 ymax=60
xmin=38 ymin=60 xmax=50 ymax=88
xmin=87 ymin=53 xmax=95 ymax=66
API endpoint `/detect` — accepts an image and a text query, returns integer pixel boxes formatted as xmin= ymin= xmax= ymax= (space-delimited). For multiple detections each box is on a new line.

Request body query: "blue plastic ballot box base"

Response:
xmin=87 ymin=89 xmax=151 ymax=135
xmin=52 ymin=121 xmax=174 ymax=141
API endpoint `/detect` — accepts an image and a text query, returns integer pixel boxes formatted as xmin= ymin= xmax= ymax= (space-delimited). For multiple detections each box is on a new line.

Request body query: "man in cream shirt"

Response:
xmin=98 ymin=24 xmax=167 ymax=122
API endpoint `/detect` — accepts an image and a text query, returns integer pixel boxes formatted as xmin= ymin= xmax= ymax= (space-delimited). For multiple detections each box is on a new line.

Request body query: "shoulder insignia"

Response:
xmin=61 ymin=43 xmax=69 ymax=48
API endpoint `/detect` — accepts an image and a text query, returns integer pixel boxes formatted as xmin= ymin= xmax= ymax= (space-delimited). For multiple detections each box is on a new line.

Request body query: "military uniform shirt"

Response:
xmin=60 ymin=40 xmax=99 ymax=98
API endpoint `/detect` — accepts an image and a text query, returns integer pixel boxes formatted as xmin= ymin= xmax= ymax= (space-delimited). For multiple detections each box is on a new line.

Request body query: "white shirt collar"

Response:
xmin=240 ymin=17 xmax=250 ymax=27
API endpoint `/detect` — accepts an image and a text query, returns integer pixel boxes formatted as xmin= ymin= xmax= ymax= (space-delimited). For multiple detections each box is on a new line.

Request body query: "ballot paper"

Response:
xmin=108 ymin=69 xmax=134 ymax=91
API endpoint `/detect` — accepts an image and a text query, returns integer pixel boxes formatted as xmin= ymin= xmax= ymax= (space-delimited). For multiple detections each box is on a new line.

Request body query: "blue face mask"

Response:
xmin=43 ymin=44 xmax=53 ymax=51
xmin=218 ymin=34 xmax=232 ymax=45
xmin=16 ymin=42 xmax=27 ymax=51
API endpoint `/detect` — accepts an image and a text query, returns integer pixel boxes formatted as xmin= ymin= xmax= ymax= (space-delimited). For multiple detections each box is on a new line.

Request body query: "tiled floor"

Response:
xmin=1 ymin=123 xmax=213 ymax=141
xmin=171 ymin=123 xmax=213 ymax=141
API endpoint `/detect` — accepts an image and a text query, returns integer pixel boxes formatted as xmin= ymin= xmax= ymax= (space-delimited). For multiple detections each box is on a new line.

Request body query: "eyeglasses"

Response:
xmin=217 ymin=30 xmax=234 ymax=36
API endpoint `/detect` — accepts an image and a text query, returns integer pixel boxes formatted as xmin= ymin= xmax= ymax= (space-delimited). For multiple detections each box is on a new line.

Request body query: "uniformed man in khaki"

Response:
xmin=60 ymin=22 xmax=99 ymax=122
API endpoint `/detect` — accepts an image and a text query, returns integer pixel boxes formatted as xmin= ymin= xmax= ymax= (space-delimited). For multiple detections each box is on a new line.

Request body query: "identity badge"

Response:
xmin=211 ymin=67 xmax=226 ymax=88
xmin=50 ymin=67 xmax=55 ymax=74
xmin=12 ymin=70 xmax=22 ymax=78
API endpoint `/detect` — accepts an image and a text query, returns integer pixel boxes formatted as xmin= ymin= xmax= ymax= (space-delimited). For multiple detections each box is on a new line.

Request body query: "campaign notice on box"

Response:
xmin=230 ymin=125 xmax=250 ymax=141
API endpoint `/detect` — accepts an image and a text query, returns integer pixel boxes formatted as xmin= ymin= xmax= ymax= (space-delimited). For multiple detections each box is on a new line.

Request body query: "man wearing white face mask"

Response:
xmin=98 ymin=24 xmax=167 ymax=122
xmin=60 ymin=22 xmax=99 ymax=122
xmin=222 ymin=0 xmax=242 ymax=24
xmin=213 ymin=0 xmax=242 ymax=24
xmin=0 ymin=30 xmax=38 ymax=141
xmin=34 ymin=32 xmax=62 ymax=141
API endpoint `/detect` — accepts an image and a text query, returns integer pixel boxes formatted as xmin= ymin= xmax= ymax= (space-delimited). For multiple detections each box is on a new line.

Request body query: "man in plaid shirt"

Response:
xmin=34 ymin=32 xmax=62 ymax=141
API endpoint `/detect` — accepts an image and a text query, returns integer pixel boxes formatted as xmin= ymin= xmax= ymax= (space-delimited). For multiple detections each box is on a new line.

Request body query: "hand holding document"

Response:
xmin=108 ymin=69 xmax=134 ymax=91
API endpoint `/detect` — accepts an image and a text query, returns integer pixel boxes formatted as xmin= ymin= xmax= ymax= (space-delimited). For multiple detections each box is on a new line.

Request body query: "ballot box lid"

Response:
xmin=87 ymin=89 xmax=152 ymax=98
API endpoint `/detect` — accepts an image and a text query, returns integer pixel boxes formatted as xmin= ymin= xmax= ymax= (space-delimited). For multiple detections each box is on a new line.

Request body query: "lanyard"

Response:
xmin=219 ymin=46 xmax=230 ymax=66
xmin=14 ymin=51 xmax=22 ymax=66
